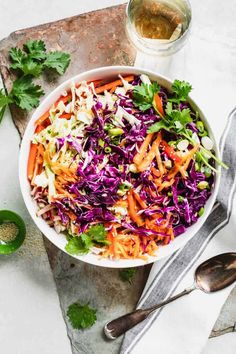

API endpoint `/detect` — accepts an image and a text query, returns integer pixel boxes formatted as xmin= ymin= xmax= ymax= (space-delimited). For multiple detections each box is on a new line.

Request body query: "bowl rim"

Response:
xmin=19 ymin=65 xmax=221 ymax=268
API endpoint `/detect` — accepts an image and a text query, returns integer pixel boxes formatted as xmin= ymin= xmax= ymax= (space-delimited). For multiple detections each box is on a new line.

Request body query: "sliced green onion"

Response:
xmin=204 ymin=166 xmax=212 ymax=178
xmin=198 ymin=207 xmax=204 ymax=217
xmin=177 ymin=196 xmax=185 ymax=202
xmin=199 ymin=130 xmax=208 ymax=137
xmin=108 ymin=128 xmax=124 ymax=137
xmin=167 ymin=191 xmax=173 ymax=197
xmin=197 ymin=181 xmax=209 ymax=190
xmin=196 ymin=121 xmax=204 ymax=133
xmin=200 ymin=146 xmax=228 ymax=169
xmin=117 ymin=181 xmax=132 ymax=196
xmin=98 ymin=138 xmax=105 ymax=148
xmin=168 ymin=141 xmax=176 ymax=147
xmin=104 ymin=146 xmax=112 ymax=154
xmin=104 ymin=123 xmax=114 ymax=131
xmin=195 ymin=162 xmax=200 ymax=171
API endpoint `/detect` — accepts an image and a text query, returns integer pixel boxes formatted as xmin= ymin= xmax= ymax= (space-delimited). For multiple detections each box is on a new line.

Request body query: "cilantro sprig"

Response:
xmin=65 ymin=224 xmax=109 ymax=256
xmin=169 ymin=79 xmax=192 ymax=104
xmin=67 ymin=302 xmax=97 ymax=330
xmin=133 ymin=82 xmax=160 ymax=111
xmin=148 ymin=102 xmax=192 ymax=135
xmin=9 ymin=39 xmax=70 ymax=77
xmin=0 ymin=39 xmax=71 ymax=124
xmin=135 ymin=79 xmax=227 ymax=171
xmin=148 ymin=101 xmax=227 ymax=170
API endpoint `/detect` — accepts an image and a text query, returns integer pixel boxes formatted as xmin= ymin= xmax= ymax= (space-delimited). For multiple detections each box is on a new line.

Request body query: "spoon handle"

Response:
xmin=104 ymin=286 xmax=195 ymax=339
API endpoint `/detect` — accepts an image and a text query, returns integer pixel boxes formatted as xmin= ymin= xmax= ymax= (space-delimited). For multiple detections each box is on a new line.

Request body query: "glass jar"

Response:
xmin=126 ymin=0 xmax=192 ymax=56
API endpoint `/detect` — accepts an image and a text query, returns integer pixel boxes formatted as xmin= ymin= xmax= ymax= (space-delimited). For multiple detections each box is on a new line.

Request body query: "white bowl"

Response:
xmin=19 ymin=66 xmax=220 ymax=268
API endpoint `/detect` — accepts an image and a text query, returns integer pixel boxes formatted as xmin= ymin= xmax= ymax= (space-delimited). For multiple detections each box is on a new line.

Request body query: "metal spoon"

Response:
xmin=104 ymin=252 xmax=236 ymax=339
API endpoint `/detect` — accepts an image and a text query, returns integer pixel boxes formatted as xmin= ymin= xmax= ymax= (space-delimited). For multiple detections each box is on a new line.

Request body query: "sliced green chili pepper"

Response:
xmin=0 ymin=210 xmax=26 ymax=254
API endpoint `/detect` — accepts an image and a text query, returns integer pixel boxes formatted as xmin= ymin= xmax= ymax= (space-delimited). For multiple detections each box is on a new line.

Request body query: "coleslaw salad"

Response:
xmin=19 ymin=67 xmax=221 ymax=266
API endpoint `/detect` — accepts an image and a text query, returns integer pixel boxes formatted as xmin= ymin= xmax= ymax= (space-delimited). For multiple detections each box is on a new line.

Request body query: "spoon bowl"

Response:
xmin=195 ymin=252 xmax=236 ymax=293
xmin=104 ymin=252 xmax=236 ymax=339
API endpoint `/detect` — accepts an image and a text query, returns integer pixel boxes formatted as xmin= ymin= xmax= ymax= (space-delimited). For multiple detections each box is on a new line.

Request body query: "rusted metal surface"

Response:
xmin=0 ymin=5 xmax=152 ymax=353
xmin=0 ymin=3 xmax=136 ymax=138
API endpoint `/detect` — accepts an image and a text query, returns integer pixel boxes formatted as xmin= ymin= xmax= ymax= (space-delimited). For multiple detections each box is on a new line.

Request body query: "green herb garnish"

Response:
xmin=119 ymin=268 xmax=137 ymax=283
xmin=65 ymin=224 xmax=109 ymax=256
xmin=10 ymin=76 xmax=44 ymax=111
xmin=198 ymin=207 xmax=204 ymax=217
xmin=67 ymin=302 xmax=97 ymax=330
xmin=148 ymin=102 xmax=192 ymax=135
xmin=117 ymin=181 xmax=132 ymax=196
xmin=0 ymin=39 xmax=71 ymax=125
xmin=9 ymin=39 xmax=70 ymax=77
xmin=43 ymin=51 xmax=71 ymax=75
xmin=133 ymin=82 xmax=160 ymax=111
xmin=169 ymin=79 xmax=192 ymax=104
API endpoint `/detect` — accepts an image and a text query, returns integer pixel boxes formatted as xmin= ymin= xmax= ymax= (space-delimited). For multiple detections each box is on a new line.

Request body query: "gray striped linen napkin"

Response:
xmin=120 ymin=108 xmax=236 ymax=354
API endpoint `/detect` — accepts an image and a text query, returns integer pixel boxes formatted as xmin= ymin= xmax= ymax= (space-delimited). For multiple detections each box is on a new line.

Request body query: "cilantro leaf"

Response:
xmin=43 ymin=51 xmax=71 ymax=75
xmin=65 ymin=224 xmax=109 ymax=255
xmin=67 ymin=302 xmax=97 ymax=329
xmin=9 ymin=47 xmax=26 ymax=68
xmin=65 ymin=234 xmax=91 ymax=255
xmin=170 ymin=79 xmax=192 ymax=103
xmin=10 ymin=46 xmax=43 ymax=77
xmin=10 ymin=76 xmax=44 ymax=111
xmin=133 ymin=82 xmax=160 ymax=111
xmin=119 ymin=268 xmax=137 ymax=283
xmin=148 ymin=102 xmax=192 ymax=134
xmin=9 ymin=41 xmax=70 ymax=77
xmin=0 ymin=89 xmax=12 ymax=123
xmin=23 ymin=40 xmax=46 ymax=61
xmin=0 ymin=88 xmax=12 ymax=107
xmin=147 ymin=119 xmax=170 ymax=134
xmin=16 ymin=58 xmax=43 ymax=77
xmin=87 ymin=224 xmax=109 ymax=245
xmin=1 ymin=40 xmax=71 ymax=125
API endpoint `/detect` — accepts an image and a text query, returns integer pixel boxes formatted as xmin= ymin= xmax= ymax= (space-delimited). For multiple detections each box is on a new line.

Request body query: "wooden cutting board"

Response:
xmin=0 ymin=5 xmax=151 ymax=354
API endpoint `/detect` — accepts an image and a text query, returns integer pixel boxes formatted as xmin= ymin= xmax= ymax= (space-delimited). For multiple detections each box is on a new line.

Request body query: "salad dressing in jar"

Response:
xmin=126 ymin=0 xmax=192 ymax=56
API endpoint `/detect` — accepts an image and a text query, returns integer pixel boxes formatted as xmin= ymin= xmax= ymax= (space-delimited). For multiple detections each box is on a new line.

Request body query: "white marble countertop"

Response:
xmin=0 ymin=1 xmax=235 ymax=353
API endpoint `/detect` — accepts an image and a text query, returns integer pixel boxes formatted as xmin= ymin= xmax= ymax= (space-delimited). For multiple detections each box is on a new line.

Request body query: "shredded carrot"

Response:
xmin=137 ymin=134 xmax=161 ymax=172
xmin=166 ymin=144 xmax=200 ymax=180
xmin=35 ymin=93 xmax=72 ymax=126
xmin=137 ymin=149 xmax=156 ymax=172
xmin=59 ymin=113 xmax=72 ymax=120
xmin=153 ymin=132 xmax=165 ymax=175
xmin=95 ymin=75 xmax=135 ymax=94
xmin=27 ymin=143 xmax=38 ymax=181
xmin=151 ymin=167 xmax=161 ymax=177
xmin=154 ymin=93 xmax=164 ymax=116
xmin=183 ymin=143 xmax=200 ymax=170
xmin=133 ymin=190 xmax=147 ymax=209
xmin=158 ymin=179 xmax=175 ymax=192
xmin=133 ymin=133 xmax=154 ymax=165
xmin=55 ymin=93 xmax=72 ymax=106
xmin=87 ymin=79 xmax=103 ymax=88
xmin=115 ymin=199 xmax=128 ymax=208
xmin=35 ymin=125 xmax=45 ymax=133
xmin=127 ymin=190 xmax=143 ymax=226
xmin=35 ymin=111 xmax=50 ymax=126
